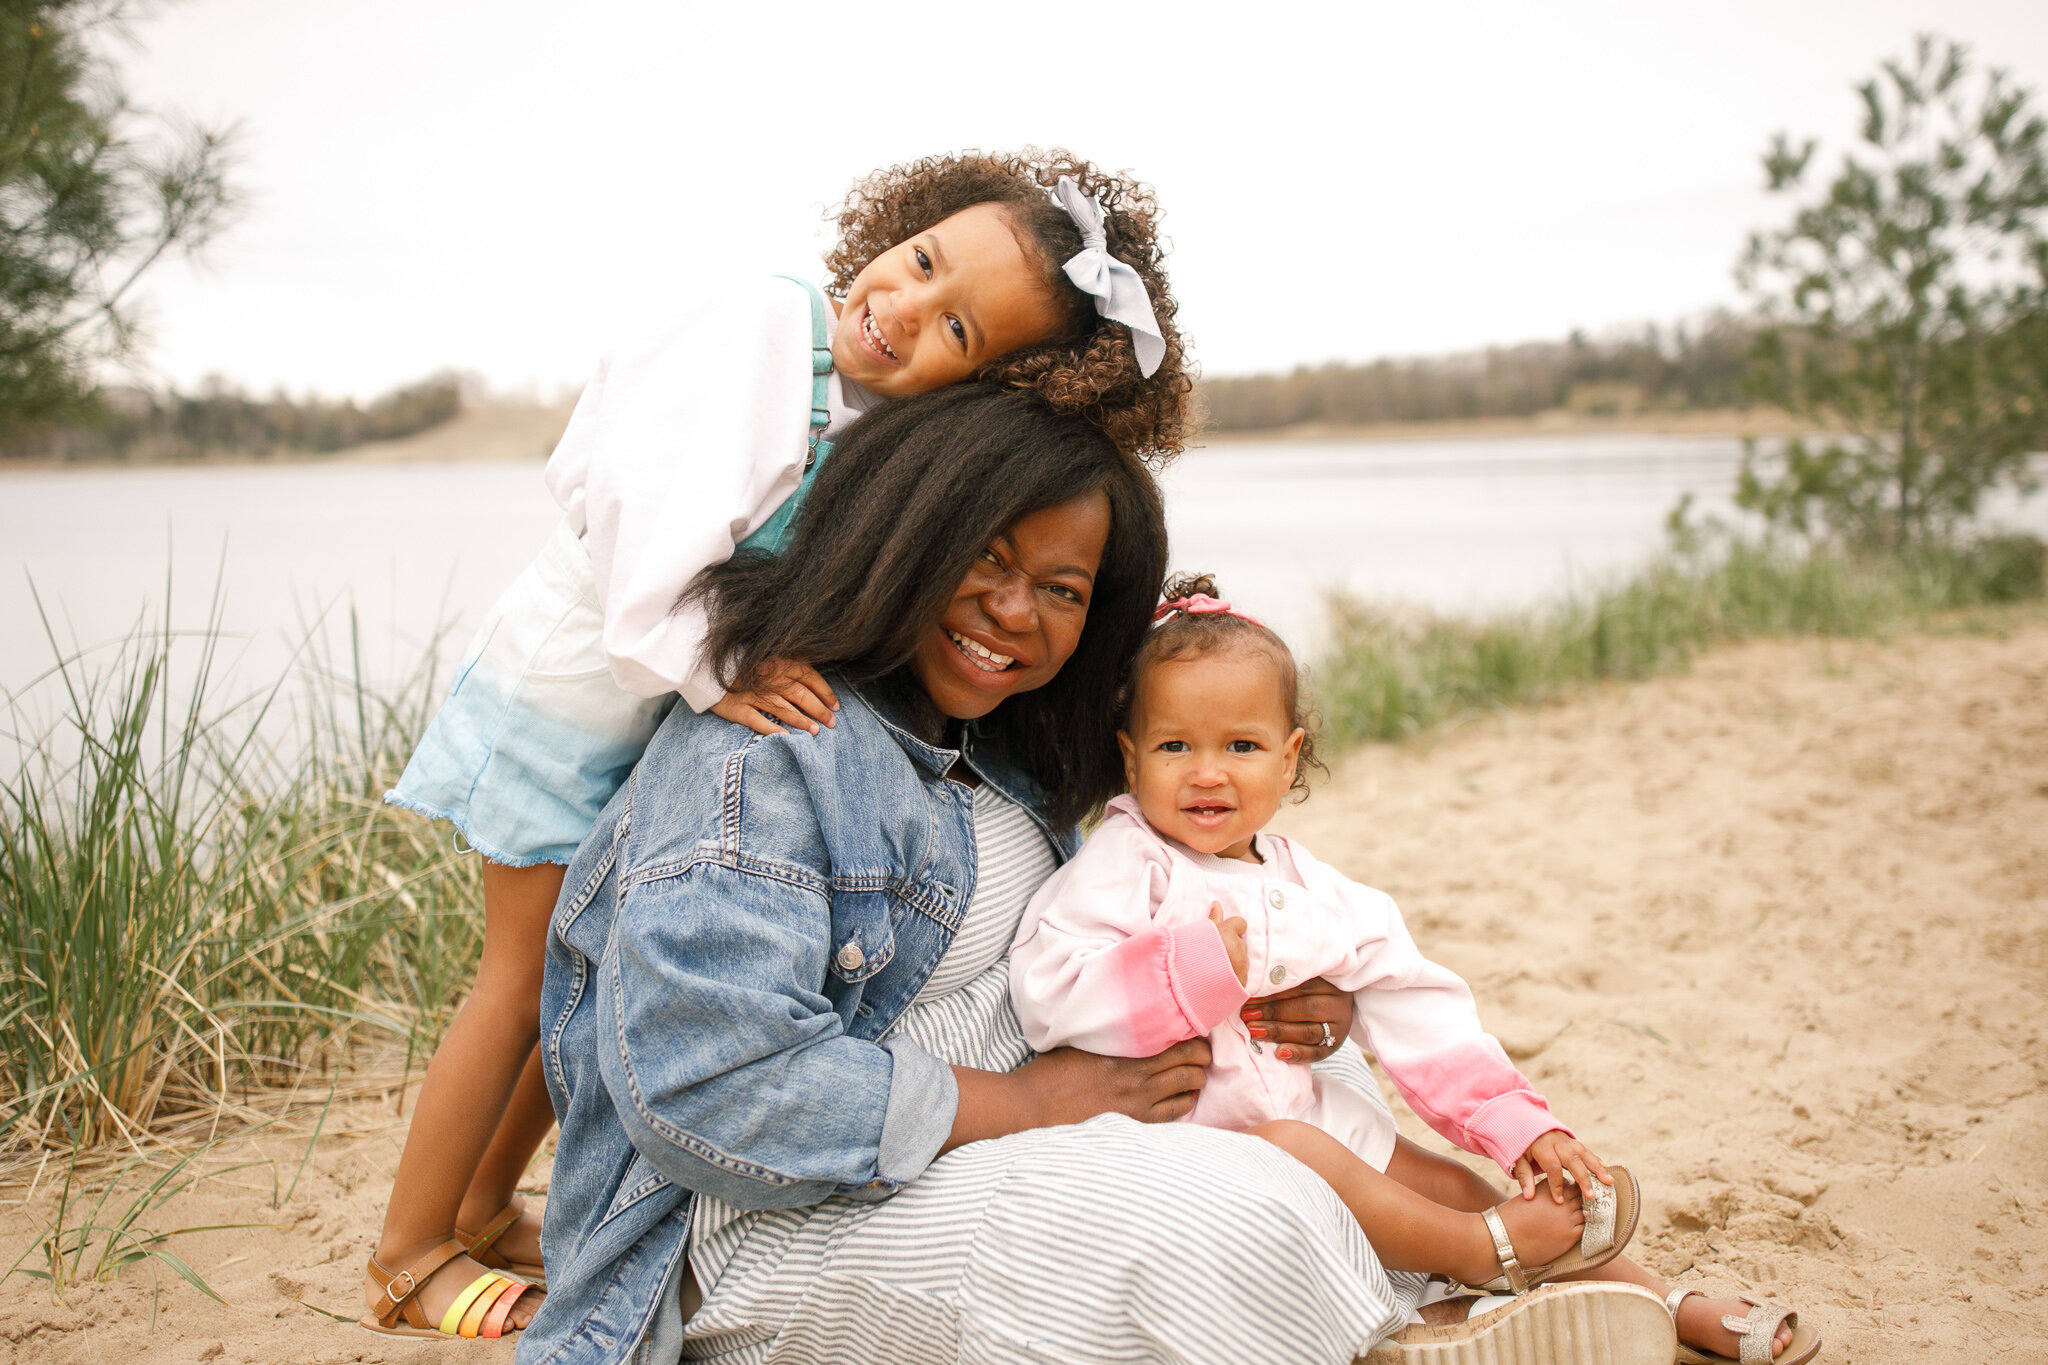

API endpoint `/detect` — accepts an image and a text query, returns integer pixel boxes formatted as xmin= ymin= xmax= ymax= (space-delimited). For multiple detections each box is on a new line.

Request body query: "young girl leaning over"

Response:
xmin=1009 ymin=576 xmax=1821 ymax=1365
xmin=361 ymin=151 xmax=1195 ymax=1341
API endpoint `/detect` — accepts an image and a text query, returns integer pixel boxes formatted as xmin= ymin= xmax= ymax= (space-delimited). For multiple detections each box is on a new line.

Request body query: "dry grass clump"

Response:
xmin=0 ymin=585 xmax=480 ymax=1178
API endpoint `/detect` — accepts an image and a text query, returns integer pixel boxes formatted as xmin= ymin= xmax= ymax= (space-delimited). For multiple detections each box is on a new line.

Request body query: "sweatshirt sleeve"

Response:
xmin=1010 ymin=820 xmax=1250 ymax=1057
xmin=543 ymin=277 xmax=819 ymax=709
xmin=1306 ymin=860 xmax=1570 ymax=1173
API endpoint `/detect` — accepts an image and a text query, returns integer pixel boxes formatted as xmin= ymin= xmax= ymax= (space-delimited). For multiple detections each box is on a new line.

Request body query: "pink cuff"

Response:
xmin=1163 ymin=921 xmax=1251 ymax=1035
xmin=1464 ymin=1093 xmax=1575 ymax=1173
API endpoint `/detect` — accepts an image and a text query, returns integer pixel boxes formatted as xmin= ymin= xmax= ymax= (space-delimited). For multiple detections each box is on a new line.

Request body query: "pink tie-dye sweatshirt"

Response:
xmin=1009 ymin=796 xmax=1567 ymax=1174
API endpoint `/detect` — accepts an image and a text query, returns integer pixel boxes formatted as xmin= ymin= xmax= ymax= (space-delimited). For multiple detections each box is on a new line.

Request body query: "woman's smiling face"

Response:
xmin=832 ymin=203 xmax=1063 ymax=397
xmin=912 ymin=490 xmax=1112 ymax=720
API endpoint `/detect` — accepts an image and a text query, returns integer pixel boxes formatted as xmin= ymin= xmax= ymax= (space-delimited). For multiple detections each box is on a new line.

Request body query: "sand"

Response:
xmin=3 ymin=622 xmax=2043 ymax=1363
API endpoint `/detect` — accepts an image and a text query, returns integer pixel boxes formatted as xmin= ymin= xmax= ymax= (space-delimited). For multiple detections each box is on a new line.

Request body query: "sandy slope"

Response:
xmin=3 ymin=622 xmax=2043 ymax=1363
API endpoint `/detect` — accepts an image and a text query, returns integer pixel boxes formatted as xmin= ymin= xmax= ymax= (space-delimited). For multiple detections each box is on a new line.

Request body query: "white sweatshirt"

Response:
xmin=542 ymin=275 xmax=874 ymax=710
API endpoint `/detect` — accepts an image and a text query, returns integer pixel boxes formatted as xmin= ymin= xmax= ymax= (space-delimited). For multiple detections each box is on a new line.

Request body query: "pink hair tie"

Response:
xmin=1152 ymin=593 xmax=1267 ymax=628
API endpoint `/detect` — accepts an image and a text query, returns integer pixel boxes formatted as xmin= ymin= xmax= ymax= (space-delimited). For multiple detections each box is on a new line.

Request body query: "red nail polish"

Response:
xmin=1277 ymin=1047 xmax=1292 ymax=1059
xmin=1248 ymin=1026 xmax=1267 ymax=1038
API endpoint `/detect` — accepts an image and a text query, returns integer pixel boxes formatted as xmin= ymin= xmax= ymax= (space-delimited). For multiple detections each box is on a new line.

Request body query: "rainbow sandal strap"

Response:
xmin=441 ymin=1270 xmax=514 ymax=1337
xmin=479 ymin=1279 xmax=530 ymax=1338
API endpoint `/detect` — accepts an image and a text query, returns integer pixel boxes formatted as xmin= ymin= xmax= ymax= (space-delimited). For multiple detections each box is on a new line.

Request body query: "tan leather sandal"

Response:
xmin=457 ymin=1197 xmax=547 ymax=1287
xmin=1668 ymin=1288 xmax=1822 ymax=1365
xmin=361 ymin=1237 xmax=533 ymax=1339
xmin=1473 ymin=1165 xmax=1641 ymax=1293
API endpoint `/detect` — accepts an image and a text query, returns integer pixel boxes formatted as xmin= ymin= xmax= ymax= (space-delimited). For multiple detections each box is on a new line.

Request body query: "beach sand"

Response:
xmin=3 ymin=622 xmax=2043 ymax=1363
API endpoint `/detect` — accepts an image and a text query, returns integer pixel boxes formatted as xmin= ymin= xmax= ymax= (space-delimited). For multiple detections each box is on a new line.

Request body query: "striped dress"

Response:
xmin=678 ymin=783 xmax=1425 ymax=1364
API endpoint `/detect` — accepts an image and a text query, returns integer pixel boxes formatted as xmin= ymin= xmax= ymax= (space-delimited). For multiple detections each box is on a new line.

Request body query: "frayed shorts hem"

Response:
xmin=381 ymin=790 xmax=575 ymax=868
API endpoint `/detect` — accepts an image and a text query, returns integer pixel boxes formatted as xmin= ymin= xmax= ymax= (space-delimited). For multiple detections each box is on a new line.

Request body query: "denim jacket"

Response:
xmin=517 ymin=680 xmax=1078 ymax=1365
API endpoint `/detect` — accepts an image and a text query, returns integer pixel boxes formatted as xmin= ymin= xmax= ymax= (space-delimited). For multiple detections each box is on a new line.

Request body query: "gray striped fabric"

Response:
xmin=677 ymin=782 xmax=1424 ymax=1363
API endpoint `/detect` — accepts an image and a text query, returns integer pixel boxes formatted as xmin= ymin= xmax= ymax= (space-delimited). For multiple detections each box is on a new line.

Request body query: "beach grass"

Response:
xmin=0 ymin=586 xmax=479 ymax=1169
xmin=1314 ymin=529 xmax=2046 ymax=747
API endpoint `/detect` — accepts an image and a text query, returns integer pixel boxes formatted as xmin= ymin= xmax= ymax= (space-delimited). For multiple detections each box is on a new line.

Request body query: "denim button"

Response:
xmin=1268 ymin=964 xmax=1288 ymax=985
xmin=836 ymin=942 xmax=865 ymax=972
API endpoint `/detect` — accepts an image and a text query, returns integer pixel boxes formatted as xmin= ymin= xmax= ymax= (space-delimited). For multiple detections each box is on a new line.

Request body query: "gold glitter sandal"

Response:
xmin=1668 ymin=1289 xmax=1822 ymax=1365
xmin=1473 ymin=1164 xmax=1640 ymax=1294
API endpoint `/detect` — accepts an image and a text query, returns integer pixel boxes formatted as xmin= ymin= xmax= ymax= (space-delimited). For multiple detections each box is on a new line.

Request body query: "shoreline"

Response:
xmin=1193 ymin=407 xmax=1809 ymax=446
xmin=0 ymin=406 xmax=1803 ymax=473
xmin=0 ymin=402 xmax=576 ymax=474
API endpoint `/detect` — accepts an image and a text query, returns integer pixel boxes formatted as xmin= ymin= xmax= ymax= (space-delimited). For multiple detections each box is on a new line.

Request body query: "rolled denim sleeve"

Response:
xmin=594 ymin=857 xmax=958 ymax=1210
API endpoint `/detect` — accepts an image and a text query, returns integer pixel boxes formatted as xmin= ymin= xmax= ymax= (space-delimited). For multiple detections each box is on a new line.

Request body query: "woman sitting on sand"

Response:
xmin=498 ymin=386 xmax=1686 ymax=1365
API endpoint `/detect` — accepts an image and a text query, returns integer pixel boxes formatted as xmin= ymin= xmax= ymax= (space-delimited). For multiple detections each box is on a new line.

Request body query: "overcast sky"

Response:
xmin=116 ymin=0 xmax=2048 ymax=401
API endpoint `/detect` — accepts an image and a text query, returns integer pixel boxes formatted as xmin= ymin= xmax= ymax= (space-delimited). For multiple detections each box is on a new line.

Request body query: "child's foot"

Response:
xmin=369 ymin=1237 xmax=545 ymax=1333
xmin=458 ymin=1195 xmax=544 ymax=1270
xmin=1454 ymin=1191 xmax=1584 ymax=1288
xmin=1674 ymin=1293 xmax=1796 ymax=1359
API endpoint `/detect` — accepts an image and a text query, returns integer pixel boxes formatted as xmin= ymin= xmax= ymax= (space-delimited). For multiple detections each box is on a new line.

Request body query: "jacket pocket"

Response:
xmin=824 ymin=883 xmax=897 ymax=983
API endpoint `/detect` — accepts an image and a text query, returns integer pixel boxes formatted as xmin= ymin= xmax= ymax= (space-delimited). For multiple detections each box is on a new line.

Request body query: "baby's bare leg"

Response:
xmin=1248 ymin=1121 xmax=1581 ymax=1284
xmin=1385 ymin=1137 xmax=1794 ymax=1357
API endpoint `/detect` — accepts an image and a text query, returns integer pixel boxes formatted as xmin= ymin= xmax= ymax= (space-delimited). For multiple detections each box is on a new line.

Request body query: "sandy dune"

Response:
xmin=3 ymin=621 xmax=2043 ymax=1363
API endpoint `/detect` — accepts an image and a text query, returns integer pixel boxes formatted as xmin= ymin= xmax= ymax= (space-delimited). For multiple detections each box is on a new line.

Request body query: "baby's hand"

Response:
xmin=710 ymin=661 xmax=838 ymax=737
xmin=1512 ymin=1129 xmax=1613 ymax=1204
xmin=1208 ymin=902 xmax=1249 ymax=985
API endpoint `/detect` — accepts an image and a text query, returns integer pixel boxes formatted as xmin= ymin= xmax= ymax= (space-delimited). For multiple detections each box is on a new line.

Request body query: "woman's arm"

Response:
xmin=596 ymin=854 xmax=1217 ymax=1210
xmin=943 ymin=1042 xmax=1214 ymax=1153
xmin=596 ymin=857 xmax=957 ymax=1211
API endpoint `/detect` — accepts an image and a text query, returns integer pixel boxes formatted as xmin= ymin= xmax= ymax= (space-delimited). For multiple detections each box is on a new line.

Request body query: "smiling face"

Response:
xmin=832 ymin=203 xmax=1064 ymax=397
xmin=910 ymin=490 xmax=1112 ymax=721
xmin=1118 ymin=648 xmax=1306 ymax=862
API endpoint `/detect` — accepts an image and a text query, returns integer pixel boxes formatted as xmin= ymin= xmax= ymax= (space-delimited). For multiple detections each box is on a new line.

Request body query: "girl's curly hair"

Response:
xmin=824 ymin=148 xmax=1194 ymax=464
xmin=1123 ymin=573 xmax=1325 ymax=801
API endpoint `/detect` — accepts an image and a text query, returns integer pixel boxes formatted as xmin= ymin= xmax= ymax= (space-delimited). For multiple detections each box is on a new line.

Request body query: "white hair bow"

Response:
xmin=1053 ymin=176 xmax=1166 ymax=378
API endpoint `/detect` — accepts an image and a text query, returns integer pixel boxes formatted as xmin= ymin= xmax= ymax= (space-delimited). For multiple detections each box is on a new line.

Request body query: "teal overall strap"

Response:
xmin=735 ymin=277 xmax=835 ymax=557
xmin=777 ymin=273 xmax=832 ymax=468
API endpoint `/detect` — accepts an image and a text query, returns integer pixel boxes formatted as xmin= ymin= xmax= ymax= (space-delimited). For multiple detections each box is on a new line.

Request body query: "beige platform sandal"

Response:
xmin=1362 ymin=1281 xmax=1676 ymax=1364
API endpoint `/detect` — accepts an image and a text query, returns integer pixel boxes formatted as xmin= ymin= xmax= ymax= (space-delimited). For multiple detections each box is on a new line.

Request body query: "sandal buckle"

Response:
xmin=382 ymin=1268 xmax=417 ymax=1304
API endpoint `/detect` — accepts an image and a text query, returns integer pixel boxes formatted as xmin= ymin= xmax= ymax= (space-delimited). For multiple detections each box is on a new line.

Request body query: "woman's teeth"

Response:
xmin=948 ymin=630 xmax=1014 ymax=672
xmin=862 ymin=308 xmax=899 ymax=361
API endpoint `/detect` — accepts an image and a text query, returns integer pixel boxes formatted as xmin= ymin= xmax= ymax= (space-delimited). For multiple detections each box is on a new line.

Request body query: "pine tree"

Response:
xmin=1 ymin=1 xmax=239 ymax=431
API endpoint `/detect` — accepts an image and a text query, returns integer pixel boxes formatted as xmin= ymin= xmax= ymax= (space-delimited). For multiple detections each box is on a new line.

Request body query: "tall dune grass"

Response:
xmin=0 ymin=589 xmax=480 ymax=1162
xmin=1316 ymin=531 xmax=2046 ymax=746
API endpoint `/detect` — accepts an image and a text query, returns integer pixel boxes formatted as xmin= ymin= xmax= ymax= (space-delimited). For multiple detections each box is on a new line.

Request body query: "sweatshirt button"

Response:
xmin=1267 ymin=888 xmax=1285 ymax=909
xmin=1268 ymin=964 xmax=1288 ymax=985
xmin=836 ymin=942 xmax=865 ymax=972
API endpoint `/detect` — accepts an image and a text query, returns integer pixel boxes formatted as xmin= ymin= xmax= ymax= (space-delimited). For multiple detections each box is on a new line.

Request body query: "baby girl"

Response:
xmin=1008 ymin=576 xmax=1817 ymax=1363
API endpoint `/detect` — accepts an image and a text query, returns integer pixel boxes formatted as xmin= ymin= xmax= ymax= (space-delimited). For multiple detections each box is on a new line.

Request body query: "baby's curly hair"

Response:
xmin=1124 ymin=573 xmax=1325 ymax=801
xmin=824 ymin=148 xmax=1194 ymax=463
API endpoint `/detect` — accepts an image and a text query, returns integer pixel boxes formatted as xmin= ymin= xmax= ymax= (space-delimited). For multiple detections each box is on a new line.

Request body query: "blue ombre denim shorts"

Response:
xmin=385 ymin=520 xmax=673 ymax=866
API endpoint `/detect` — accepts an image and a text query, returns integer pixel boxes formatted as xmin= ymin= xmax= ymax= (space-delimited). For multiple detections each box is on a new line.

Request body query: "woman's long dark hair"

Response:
xmin=684 ymin=385 xmax=1167 ymax=825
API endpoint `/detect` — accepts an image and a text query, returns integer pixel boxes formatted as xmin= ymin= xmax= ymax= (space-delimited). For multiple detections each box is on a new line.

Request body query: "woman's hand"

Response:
xmin=710 ymin=661 xmax=838 ymax=736
xmin=1511 ymin=1129 xmax=1613 ymax=1203
xmin=944 ymin=1040 xmax=1211 ymax=1153
xmin=1239 ymin=976 xmax=1353 ymax=1065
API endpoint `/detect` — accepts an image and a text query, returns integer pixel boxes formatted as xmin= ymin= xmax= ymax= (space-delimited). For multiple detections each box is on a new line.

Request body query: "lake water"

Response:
xmin=5 ymin=433 xmax=2045 ymax=701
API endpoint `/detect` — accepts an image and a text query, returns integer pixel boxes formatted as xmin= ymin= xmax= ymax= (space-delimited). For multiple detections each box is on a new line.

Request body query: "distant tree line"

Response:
xmin=0 ymin=373 xmax=463 ymax=461
xmin=1198 ymin=313 xmax=1759 ymax=431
